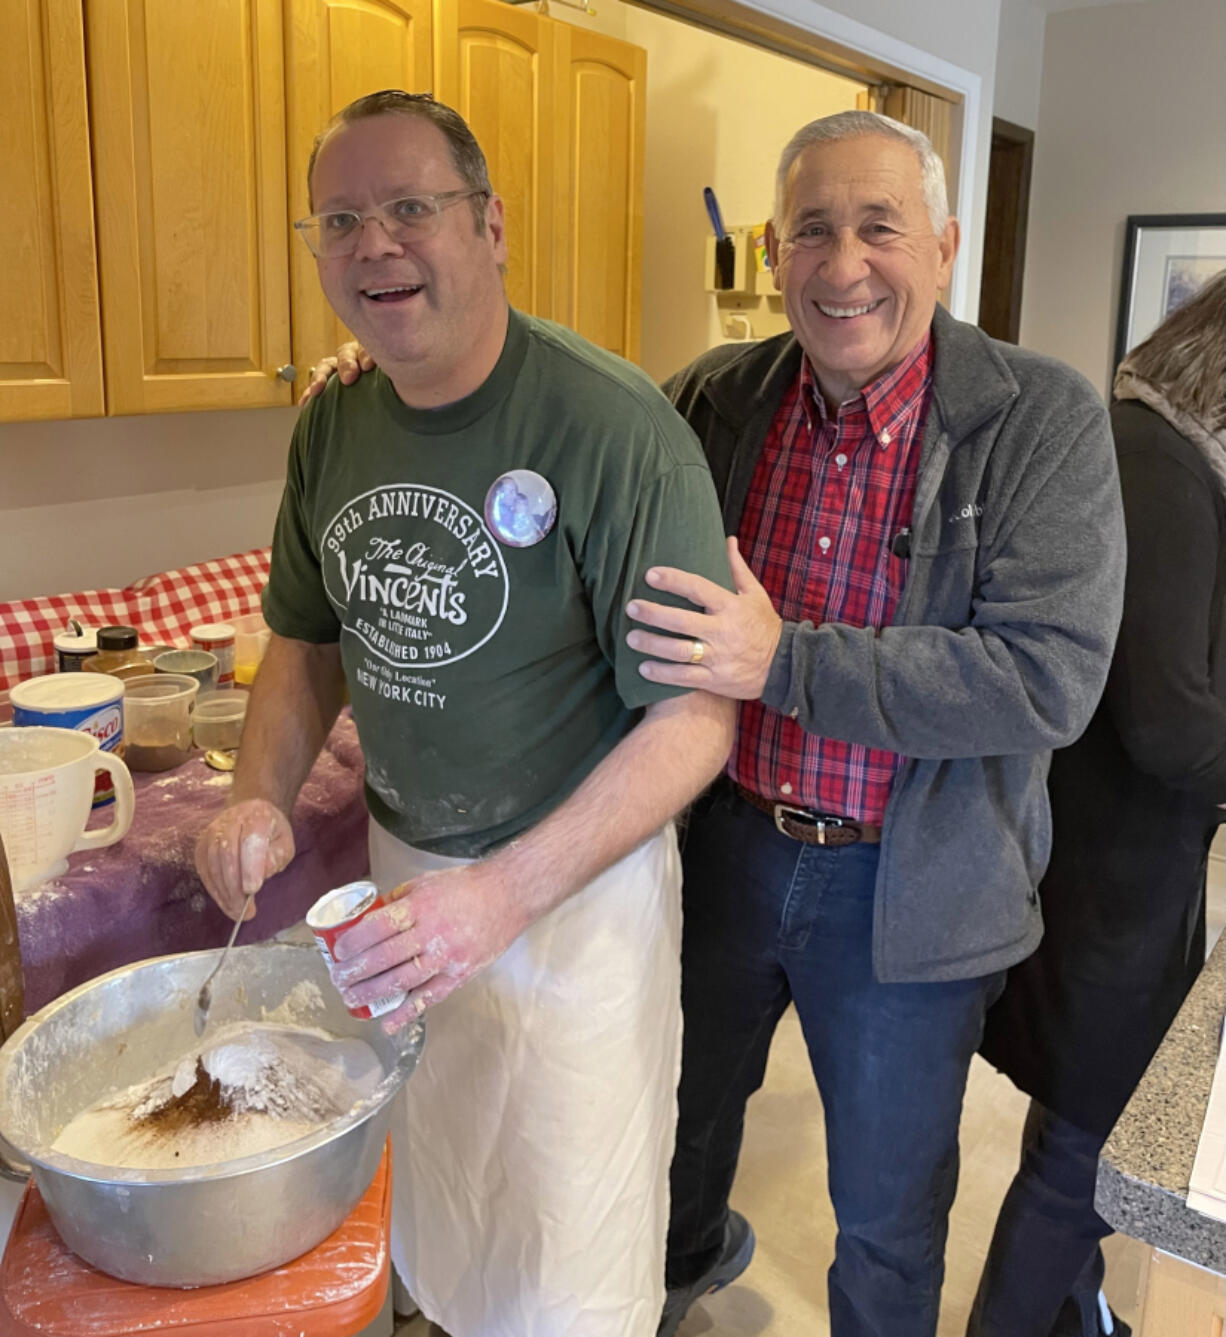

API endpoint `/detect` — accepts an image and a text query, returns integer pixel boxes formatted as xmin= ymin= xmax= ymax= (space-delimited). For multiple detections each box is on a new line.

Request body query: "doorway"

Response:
xmin=978 ymin=118 xmax=1035 ymax=343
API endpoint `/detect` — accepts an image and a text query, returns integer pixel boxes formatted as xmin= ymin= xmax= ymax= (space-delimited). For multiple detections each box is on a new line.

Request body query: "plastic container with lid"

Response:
xmin=82 ymin=627 xmax=154 ymax=681
xmin=123 ymin=674 xmax=199 ymax=771
xmin=192 ymin=690 xmax=248 ymax=752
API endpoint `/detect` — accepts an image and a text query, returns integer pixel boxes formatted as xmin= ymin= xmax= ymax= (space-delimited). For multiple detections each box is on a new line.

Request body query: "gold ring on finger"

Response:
xmin=689 ymin=638 xmax=706 ymax=665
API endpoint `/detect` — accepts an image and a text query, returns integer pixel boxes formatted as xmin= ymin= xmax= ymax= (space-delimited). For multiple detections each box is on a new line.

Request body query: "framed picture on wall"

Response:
xmin=1115 ymin=213 xmax=1226 ymax=369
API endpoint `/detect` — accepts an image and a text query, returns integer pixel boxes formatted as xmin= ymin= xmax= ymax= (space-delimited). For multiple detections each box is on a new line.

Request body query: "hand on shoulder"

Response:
xmin=297 ymin=342 xmax=377 ymax=406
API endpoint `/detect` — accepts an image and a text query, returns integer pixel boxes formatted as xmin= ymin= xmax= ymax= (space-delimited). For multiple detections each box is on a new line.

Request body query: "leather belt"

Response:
xmin=734 ymin=784 xmax=882 ymax=847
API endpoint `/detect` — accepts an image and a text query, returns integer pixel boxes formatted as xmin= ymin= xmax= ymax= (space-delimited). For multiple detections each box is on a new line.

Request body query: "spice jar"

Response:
xmin=54 ymin=620 xmax=98 ymax=672
xmin=82 ymin=626 xmax=155 ymax=681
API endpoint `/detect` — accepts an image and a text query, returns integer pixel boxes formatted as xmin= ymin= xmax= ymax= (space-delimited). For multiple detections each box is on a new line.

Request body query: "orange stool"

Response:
xmin=0 ymin=1143 xmax=393 ymax=1337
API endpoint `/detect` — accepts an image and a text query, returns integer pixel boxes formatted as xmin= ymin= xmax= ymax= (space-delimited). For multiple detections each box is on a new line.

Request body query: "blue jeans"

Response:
xmin=668 ymin=782 xmax=1005 ymax=1337
xmin=967 ymin=1101 xmax=1111 ymax=1337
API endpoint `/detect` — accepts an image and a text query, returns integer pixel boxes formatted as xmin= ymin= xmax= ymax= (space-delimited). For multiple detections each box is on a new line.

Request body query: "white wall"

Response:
xmin=1019 ymin=0 xmax=1226 ymax=391
xmin=994 ymin=0 xmax=1046 ymax=128
xmin=0 ymin=409 xmax=293 ymax=600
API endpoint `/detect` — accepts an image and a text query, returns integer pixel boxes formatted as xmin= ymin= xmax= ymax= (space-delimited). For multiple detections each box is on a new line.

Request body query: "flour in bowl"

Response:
xmin=52 ymin=1021 xmax=384 ymax=1171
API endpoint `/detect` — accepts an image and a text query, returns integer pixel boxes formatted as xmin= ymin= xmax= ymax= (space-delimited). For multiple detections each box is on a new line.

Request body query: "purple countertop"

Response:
xmin=15 ymin=714 xmax=369 ymax=1015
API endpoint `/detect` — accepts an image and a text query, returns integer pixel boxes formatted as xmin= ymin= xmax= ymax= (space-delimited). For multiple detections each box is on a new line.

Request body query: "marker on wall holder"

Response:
xmin=704 ymin=187 xmax=736 ymax=290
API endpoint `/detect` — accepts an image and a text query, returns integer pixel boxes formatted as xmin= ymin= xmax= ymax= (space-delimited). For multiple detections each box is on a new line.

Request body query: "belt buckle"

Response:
xmin=773 ymin=803 xmax=844 ymax=845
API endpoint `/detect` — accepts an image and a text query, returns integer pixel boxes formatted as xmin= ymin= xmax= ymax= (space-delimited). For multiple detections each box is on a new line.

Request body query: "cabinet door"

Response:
xmin=1137 ymin=1247 xmax=1226 ymax=1336
xmin=286 ymin=0 xmax=433 ymax=377
xmin=87 ymin=0 xmax=293 ymax=415
xmin=552 ymin=26 xmax=645 ymax=362
xmin=0 ymin=0 xmax=104 ymax=421
xmin=434 ymin=0 xmax=554 ymax=318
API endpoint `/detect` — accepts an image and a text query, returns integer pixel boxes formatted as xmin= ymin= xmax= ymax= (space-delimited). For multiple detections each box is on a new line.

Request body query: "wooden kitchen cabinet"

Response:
xmin=289 ymin=0 xmax=647 ymax=364
xmin=432 ymin=0 xmax=645 ymax=348
xmin=1 ymin=0 xmax=646 ymax=424
xmin=86 ymin=0 xmax=294 ymax=415
xmin=1136 ymin=1247 xmax=1226 ymax=1336
xmin=286 ymin=0 xmax=433 ymax=378
xmin=1 ymin=0 xmax=104 ymax=421
xmin=433 ymin=0 xmax=556 ymax=320
xmin=552 ymin=23 xmax=645 ymax=361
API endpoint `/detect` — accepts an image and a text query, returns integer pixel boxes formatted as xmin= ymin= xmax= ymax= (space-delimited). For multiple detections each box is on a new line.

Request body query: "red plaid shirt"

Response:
xmin=730 ymin=334 xmax=933 ymax=823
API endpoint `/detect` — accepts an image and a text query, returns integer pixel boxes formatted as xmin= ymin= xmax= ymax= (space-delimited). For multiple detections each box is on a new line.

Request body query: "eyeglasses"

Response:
xmin=294 ymin=189 xmax=489 ymax=258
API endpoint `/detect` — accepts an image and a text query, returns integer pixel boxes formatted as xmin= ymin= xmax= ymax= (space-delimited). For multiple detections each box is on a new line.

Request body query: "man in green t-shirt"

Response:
xmin=195 ymin=91 xmax=733 ymax=1337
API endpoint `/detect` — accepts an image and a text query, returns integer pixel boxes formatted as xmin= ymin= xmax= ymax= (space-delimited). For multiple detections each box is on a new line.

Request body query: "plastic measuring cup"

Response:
xmin=0 ymin=727 xmax=134 ymax=892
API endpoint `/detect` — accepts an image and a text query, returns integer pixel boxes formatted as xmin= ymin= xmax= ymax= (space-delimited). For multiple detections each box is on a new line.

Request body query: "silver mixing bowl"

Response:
xmin=0 ymin=943 xmax=422 ymax=1286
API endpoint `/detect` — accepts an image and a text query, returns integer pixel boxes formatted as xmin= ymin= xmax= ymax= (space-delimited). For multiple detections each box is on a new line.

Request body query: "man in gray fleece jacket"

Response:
xmin=627 ymin=111 xmax=1125 ymax=1337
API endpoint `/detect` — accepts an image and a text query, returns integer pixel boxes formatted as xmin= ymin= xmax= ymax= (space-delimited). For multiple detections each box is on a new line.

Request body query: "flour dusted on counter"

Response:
xmin=52 ymin=1022 xmax=384 ymax=1171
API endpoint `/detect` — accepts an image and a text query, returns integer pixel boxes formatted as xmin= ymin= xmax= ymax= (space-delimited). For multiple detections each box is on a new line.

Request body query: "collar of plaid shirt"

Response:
xmin=800 ymin=330 xmax=932 ymax=444
xmin=729 ymin=331 xmax=933 ymax=823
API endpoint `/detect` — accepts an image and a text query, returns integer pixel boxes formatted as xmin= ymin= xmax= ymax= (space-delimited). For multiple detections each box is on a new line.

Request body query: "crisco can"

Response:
xmin=10 ymin=672 xmax=124 ymax=806
xmin=306 ymin=879 xmax=408 ymax=1019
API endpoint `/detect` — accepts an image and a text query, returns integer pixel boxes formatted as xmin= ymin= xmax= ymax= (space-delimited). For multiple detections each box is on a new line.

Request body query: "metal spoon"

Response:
xmin=194 ymin=890 xmax=255 ymax=1036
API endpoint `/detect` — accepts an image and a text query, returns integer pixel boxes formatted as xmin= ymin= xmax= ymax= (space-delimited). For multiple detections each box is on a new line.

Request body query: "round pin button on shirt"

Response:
xmin=484 ymin=470 xmax=558 ymax=548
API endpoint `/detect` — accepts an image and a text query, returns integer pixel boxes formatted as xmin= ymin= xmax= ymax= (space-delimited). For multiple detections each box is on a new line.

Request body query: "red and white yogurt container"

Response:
xmin=189 ymin=623 xmax=235 ymax=688
xmin=306 ymin=879 xmax=408 ymax=1020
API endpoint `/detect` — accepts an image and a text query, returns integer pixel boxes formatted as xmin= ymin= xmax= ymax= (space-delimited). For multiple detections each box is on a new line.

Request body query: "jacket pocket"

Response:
xmin=896 ymin=542 xmax=979 ymax=630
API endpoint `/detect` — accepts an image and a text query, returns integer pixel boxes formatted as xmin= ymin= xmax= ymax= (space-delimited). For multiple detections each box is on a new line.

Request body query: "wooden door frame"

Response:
xmin=621 ymin=0 xmax=985 ymax=320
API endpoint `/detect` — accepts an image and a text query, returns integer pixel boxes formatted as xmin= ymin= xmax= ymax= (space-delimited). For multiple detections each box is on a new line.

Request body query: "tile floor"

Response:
xmin=3 ymin=843 xmax=1221 ymax=1336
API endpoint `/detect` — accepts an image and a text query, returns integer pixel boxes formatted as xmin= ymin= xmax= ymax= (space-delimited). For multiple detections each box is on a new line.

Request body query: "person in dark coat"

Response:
xmin=972 ymin=267 xmax=1226 ymax=1337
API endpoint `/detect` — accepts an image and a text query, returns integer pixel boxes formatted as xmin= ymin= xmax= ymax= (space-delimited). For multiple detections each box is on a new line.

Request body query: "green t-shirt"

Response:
xmin=264 ymin=310 xmax=731 ymax=856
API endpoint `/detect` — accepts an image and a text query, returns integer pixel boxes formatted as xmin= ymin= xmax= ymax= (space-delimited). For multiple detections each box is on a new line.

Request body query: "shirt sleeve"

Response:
xmin=261 ymin=414 xmax=342 ymax=644
xmin=581 ymin=452 xmax=733 ymax=710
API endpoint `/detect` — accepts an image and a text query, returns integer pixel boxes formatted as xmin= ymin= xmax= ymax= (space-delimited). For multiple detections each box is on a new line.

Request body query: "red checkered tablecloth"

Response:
xmin=0 ymin=548 xmax=271 ymax=692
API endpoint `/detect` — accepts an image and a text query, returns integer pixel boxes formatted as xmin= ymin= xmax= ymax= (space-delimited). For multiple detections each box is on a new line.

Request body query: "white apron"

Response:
xmin=368 ymin=820 xmax=683 ymax=1337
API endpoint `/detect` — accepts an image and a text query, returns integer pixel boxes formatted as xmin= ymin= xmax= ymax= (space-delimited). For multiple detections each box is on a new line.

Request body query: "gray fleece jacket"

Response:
xmin=664 ymin=306 xmax=1126 ymax=982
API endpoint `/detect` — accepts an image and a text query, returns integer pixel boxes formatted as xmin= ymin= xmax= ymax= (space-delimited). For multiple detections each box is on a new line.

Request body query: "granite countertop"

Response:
xmin=1097 ymin=930 xmax=1226 ymax=1269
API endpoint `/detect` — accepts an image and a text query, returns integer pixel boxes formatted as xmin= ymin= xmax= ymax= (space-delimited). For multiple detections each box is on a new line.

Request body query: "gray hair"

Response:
xmin=1118 ymin=268 xmax=1226 ymax=432
xmin=773 ymin=110 xmax=949 ymax=235
xmin=308 ymin=90 xmax=492 ymax=231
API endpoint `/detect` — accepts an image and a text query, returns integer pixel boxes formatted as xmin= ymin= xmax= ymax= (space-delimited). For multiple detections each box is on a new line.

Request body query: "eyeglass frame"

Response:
xmin=293 ymin=188 xmax=491 ymax=258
